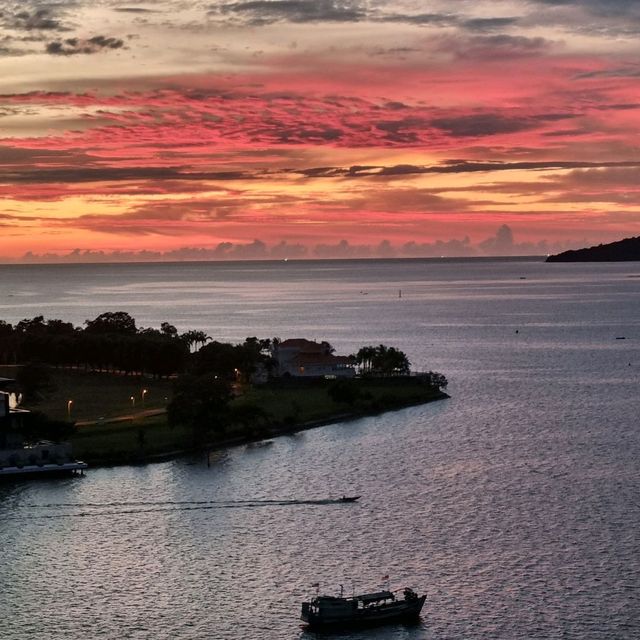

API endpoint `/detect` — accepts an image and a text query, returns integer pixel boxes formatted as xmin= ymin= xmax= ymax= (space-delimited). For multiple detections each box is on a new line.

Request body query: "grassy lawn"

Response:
xmin=1 ymin=366 xmax=173 ymax=422
xmin=71 ymin=414 xmax=192 ymax=465
xmin=240 ymin=378 xmax=444 ymax=426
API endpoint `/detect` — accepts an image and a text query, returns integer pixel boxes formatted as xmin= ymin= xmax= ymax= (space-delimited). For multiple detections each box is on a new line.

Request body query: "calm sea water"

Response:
xmin=1 ymin=258 xmax=639 ymax=639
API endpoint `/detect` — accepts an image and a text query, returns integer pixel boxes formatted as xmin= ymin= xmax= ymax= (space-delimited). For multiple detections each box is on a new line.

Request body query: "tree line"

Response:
xmin=1 ymin=313 xmax=421 ymax=382
xmin=0 ymin=312 xmax=207 ymax=378
xmin=0 ymin=311 xmax=280 ymax=386
xmin=0 ymin=311 xmax=448 ymax=446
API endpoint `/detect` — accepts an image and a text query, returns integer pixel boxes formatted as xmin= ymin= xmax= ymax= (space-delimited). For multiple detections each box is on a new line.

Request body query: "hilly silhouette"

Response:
xmin=546 ymin=236 xmax=640 ymax=262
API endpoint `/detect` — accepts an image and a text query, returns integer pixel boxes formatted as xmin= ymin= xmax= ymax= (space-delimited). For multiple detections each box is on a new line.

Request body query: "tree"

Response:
xmin=16 ymin=362 xmax=56 ymax=403
xmin=376 ymin=345 xmax=410 ymax=375
xmin=143 ymin=336 xmax=189 ymax=378
xmin=0 ymin=320 xmax=17 ymax=364
xmin=0 ymin=320 xmax=13 ymax=336
xmin=193 ymin=341 xmax=241 ymax=379
xmin=45 ymin=319 xmax=76 ymax=336
xmin=167 ymin=375 xmax=232 ymax=442
xmin=15 ymin=316 xmax=47 ymax=335
xmin=423 ymin=371 xmax=448 ymax=389
xmin=180 ymin=329 xmax=211 ymax=352
xmin=356 ymin=344 xmax=410 ymax=376
xmin=236 ymin=337 xmax=274 ymax=382
xmin=355 ymin=345 xmax=377 ymax=374
xmin=85 ymin=311 xmax=137 ymax=335
xmin=160 ymin=322 xmax=178 ymax=337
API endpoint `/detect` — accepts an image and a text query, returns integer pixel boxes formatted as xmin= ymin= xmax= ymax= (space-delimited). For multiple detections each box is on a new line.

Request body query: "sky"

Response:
xmin=1 ymin=0 xmax=640 ymax=261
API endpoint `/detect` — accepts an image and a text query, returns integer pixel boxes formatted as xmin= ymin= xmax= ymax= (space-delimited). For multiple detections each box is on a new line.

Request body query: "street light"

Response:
xmin=142 ymin=389 xmax=148 ymax=407
xmin=67 ymin=399 xmax=73 ymax=418
xmin=130 ymin=396 xmax=135 ymax=408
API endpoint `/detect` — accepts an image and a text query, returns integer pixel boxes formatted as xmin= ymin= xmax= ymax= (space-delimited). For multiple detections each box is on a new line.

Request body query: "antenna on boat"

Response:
xmin=339 ymin=584 xmax=344 ymax=598
xmin=351 ymin=579 xmax=355 ymax=597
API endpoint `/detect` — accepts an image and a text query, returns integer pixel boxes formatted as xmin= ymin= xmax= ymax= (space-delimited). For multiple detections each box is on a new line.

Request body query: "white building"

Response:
xmin=272 ymin=339 xmax=356 ymax=378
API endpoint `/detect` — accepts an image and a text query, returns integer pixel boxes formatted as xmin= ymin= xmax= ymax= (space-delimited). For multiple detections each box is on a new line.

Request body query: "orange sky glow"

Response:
xmin=1 ymin=1 xmax=640 ymax=261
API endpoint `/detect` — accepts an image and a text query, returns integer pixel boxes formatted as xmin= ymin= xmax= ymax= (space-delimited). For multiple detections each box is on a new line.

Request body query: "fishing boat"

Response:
xmin=338 ymin=495 xmax=360 ymax=503
xmin=301 ymin=587 xmax=425 ymax=629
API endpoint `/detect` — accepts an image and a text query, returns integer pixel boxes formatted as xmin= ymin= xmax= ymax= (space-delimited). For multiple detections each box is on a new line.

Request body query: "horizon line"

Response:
xmin=0 ymin=255 xmax=548 ymax=268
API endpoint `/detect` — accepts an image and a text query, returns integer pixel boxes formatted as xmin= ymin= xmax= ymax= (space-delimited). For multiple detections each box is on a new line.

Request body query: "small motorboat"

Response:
xmin=301 ymin=586 xmax=425 ymax=629
xmin=338 ymin=495 xmax=360 ymax=503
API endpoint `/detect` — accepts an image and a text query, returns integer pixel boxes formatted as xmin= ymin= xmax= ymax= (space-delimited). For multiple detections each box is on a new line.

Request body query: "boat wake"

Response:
xmin=13 ymin=497 xmax=360 ymax=519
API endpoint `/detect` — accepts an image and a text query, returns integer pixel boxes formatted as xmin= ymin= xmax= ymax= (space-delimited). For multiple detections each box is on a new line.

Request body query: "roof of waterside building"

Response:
xmin=278 ymin=339 xmax=331 ymax=351
xmin=292 ymin=353 xmax=354 ymax=366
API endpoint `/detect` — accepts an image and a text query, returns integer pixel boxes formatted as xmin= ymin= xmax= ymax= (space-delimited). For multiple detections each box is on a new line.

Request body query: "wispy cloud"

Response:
xmin=114 ymin=7 xmax=158 ymax=13
xmin=214 ymin=0 xmax=366 ymax=25
xmin=45 ymin=36 xmax=125 ymax=56
xmin=3 ymin=8 xmax=71 ymax=32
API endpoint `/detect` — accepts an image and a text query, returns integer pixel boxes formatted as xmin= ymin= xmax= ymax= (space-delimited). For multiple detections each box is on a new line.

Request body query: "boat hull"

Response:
xmin=302 ymin=595 xmax=426 ymax=630
xmin=0 ymin=461 xmax=87 ymax=479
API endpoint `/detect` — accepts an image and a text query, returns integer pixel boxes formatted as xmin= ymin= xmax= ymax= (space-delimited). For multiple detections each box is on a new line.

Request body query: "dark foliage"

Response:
xmin=355 ymin=344 xmax=411 ymax=375
xmin=167 ymin=374 xmax=233 ymax=441
xmin=420 ymin=371 xmax=448 ymax=389
xmin=20 ymin=410 xmax=76 ymax=443
xmin=16 ymin=362 xmax=56 ymax=402
xmin=0 ymin=312 xmax=190 ymax=378
xmin=84 ymin=311 xmax=137 ymax=335
xmin=192 ymin=337 xmax=272 ymax=381
xmin=328 ymin=379 xmax=361 ymax=406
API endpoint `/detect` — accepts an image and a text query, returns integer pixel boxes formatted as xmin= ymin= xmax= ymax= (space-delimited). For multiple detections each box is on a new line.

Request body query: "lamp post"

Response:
xmin=67 ymin=399 xmax=73 ymax=419
xmin=130 ymin=396 xmax=135 ymax=408
xmin=142 ymin=388 xmax=148 ymax=407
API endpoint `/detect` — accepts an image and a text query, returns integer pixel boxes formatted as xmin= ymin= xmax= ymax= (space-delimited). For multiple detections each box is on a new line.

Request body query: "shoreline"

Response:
xmin=80 ymin=390 xmax=450 ymax=469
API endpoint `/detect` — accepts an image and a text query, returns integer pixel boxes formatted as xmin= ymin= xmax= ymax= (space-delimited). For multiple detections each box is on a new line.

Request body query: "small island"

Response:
xmin=546 ymin=236 xmax=640 ymax=262
xmin=0 ymin=313 xmax=448 ymax=472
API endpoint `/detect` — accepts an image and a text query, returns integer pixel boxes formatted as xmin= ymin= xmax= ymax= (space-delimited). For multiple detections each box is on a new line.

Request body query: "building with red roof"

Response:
xmin=272 ymin=339 xmax=356 ymax=378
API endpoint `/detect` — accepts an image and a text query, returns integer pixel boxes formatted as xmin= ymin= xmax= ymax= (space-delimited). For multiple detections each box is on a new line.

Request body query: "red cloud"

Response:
xmin=2 ymin=48 xmax=639 ymax=255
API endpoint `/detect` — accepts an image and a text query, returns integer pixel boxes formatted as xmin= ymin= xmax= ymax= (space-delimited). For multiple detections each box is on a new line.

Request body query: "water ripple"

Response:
xmin=2 ymin=260 xmax=640 ymax=639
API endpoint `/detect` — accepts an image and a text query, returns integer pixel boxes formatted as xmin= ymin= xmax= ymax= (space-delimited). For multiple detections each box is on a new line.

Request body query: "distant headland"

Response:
xmin=546 ymin=236 xmax=640 ymax=262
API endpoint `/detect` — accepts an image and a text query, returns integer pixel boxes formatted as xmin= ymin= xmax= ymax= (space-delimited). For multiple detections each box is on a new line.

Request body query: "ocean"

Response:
xmin=1 ymin=258 xmax=639 ymax=639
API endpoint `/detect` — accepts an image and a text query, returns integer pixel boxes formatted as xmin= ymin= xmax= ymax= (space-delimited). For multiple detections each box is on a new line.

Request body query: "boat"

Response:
xmin=301 ymin=587 xmax=426 ymax=629
xmin=338 ymin=495 xmax=360 ymax=503
xmin=1 ymin=387 xmax=87 ymax=480
xmin=0 ymin=460 xmax=87 ymax=479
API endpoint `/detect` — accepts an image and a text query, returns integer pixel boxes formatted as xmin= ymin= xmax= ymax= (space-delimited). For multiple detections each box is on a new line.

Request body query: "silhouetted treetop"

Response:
xmin=85 ymin=311 xmax=137 ymax=335
xmin=355 ymin=344 xmax=410 ymax=376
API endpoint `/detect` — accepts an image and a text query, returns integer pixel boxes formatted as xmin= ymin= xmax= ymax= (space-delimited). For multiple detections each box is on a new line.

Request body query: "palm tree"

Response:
xmin=180 ymin=330 xmax=211 ymax=352
xmin=356 ymin=344 xmax=410 ymax=376
xmin=355 ymin=345 xmax=377 ymax=374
